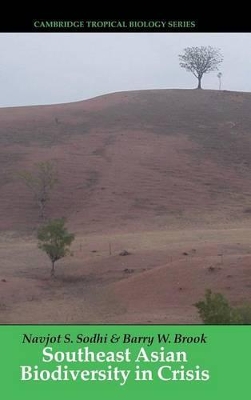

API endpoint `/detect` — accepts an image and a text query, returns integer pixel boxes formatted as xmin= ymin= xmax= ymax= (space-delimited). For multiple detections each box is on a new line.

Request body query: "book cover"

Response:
xmin=0 ymin=12 xmax=250 ymax=399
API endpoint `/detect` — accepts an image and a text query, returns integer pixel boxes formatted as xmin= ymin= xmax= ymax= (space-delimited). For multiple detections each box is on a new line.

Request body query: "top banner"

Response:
xmin=0 ymin=14 xmax=249 ymax=32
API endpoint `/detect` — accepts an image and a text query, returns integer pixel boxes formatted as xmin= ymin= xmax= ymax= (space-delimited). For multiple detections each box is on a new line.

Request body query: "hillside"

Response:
xmin=1 ymin=89 xmax=251 ymax=323
xmin=1 ymin=89 xmax=251 ymax=233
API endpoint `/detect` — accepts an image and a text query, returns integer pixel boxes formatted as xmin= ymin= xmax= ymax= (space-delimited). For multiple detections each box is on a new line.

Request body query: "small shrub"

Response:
xmin=119 ymin=250 xmax=131 ymax=256
xmin=232 ymin=305 xmax=251 ymax=324
xmin=195 ymin=289 xmax=232 ymax=324
xmin=195 ymin=290 xmax=251 ymax=324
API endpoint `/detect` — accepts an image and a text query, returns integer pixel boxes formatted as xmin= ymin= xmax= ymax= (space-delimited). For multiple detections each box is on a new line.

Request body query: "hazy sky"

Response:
xmin=1 ymin=33 xmax=251 ymax=107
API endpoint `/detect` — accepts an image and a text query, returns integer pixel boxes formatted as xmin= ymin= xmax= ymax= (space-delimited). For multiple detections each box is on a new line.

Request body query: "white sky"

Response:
xmin=0 ymin=33 xmax=250 ymax=107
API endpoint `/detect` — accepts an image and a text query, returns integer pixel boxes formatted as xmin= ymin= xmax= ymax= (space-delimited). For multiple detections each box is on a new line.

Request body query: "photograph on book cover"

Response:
xmin=1 ymin=30 xmax=251 ymax=325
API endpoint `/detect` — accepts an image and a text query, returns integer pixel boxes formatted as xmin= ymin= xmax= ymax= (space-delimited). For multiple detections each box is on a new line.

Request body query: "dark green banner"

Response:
xmin=0 ymin=325 xmax=249 ymax=399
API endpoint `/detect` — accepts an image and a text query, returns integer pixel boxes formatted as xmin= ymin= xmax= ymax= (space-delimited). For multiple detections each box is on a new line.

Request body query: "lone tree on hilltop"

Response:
xmin=179 ymin=46 xmax=223 ymax=89
xmin=18 ymin=161 xmax=58 ymax=220
xmin=37 ymin=218 xmax=75 ymax=278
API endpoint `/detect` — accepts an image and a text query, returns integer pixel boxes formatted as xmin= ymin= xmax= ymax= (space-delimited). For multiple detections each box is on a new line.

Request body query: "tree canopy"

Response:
xmin=37 ymin=218 xmax=75 ymax=277
xmin=179 ymin=46 xmax=223 ymax=89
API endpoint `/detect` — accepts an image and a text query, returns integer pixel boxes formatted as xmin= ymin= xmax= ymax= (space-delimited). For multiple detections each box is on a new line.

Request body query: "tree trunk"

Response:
xmin=197 ymin=76 xmax=202 ymax=89
xmin=38 ymin=200 xmax=45 ymax=220
xmin=51 ymin=261 xmax=55 ymax=278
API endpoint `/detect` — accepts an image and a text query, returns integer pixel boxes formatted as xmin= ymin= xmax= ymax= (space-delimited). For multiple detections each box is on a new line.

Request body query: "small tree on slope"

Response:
xmin=18 ymin=161 xmax=58 ymax=220
xmin=37 ymin=218 xmax=75 ymax=277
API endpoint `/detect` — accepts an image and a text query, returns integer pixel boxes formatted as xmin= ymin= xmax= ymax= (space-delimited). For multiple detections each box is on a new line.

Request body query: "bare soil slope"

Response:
xmin=1 ymin=89 xmax=251 ymax=232
xmin=1 ymin=89 xmax=251 ymax=323
xmin=1 ymin=228 xmax=251 ymax=323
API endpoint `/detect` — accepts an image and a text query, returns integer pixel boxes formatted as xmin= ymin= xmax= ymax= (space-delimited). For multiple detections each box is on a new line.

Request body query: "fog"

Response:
xmin=1 ymin=33 xmax=250 ymax=107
